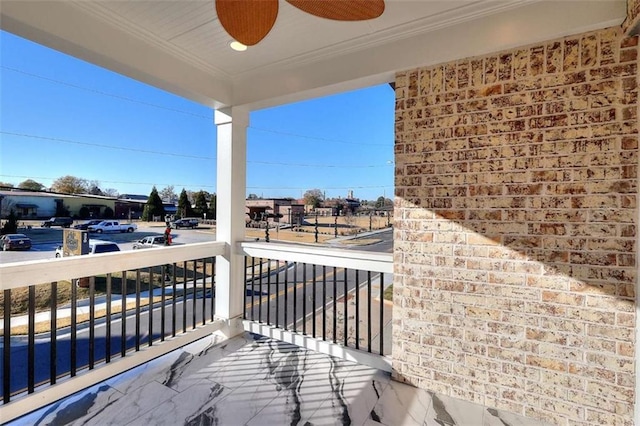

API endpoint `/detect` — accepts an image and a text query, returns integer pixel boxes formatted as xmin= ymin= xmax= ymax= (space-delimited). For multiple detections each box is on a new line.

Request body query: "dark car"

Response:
xmin=74 ymin=220 xmax=103 ymax=230
xmin=41 ymin=217 xmax=73 ymax=228
xmin=171 ymin=218 xmax=199 ymax=229
xmin=0 ymin=234 xmax=32 ymax=251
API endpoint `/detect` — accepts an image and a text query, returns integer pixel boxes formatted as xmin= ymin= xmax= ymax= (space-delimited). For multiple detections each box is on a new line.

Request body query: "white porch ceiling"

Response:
xmin=0 ymin=0 xmax=626 ymax=111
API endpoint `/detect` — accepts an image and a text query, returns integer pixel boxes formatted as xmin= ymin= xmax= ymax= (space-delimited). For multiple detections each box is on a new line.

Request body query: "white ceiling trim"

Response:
xmin=71 ymin=1 xmax=230 ymax=79
xmin=234 ymin=0 xmax=534 ymax=78
xmin=1 ymin=0 xmax=232 ymax=108
xmin=0 ymin=0 xmax=626 ymax=112
xmin=233 ymin=0 xmax=626 ymax=110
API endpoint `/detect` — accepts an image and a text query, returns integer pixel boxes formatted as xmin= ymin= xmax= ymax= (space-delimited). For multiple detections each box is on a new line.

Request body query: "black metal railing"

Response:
xmin=243 ymin=255 xmax=391 ymax=356
xmin=1 ymin=256 xmax=216 ymax=404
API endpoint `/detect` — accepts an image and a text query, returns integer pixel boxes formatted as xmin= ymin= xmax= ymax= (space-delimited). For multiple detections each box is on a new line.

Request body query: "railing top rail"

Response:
xmin=0 ymin=241 xmax=226 ymax=290
xmin=238 ymin=241 xmax=393 ymax=274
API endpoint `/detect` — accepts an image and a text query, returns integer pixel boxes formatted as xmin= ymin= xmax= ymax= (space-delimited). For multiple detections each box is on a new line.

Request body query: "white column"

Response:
xmin=214 ymin=106 xmax=248 ymax=338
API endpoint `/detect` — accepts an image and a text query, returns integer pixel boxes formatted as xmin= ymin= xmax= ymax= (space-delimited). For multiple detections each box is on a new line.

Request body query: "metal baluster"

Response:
xmin=161 ymin=266 xmax=166 ymax=341
xmin=250 ymin=257 xmax=256 ymax=321
xmin=259 ymin=258 xmax=263 ymax=322
xmin=267 ymin=259 xmax=272 ymax=325
xmin=182 ymin=261 xmax=187 ymax=334
xmin=293 ymin=263 xmax=298 ymax=333
xmin=284 ymin=261 xmax=288 ymax=330
xmin=135 ymin=270 xmax=141 ymax=351
xmin=192 ymin=260 xmax=197 ymax=330
xmin=312 ymin=265 xmax=317 ymax=338
xmin=355 ymin=270 xmax=360 ymax=350
xmin=367 ymin=271 xmax=372 ymax=353
xmin=343 ymin=269 xmax=348 ymax=347
xmin=50 ymin=282 xmax=58 ymax=383
xmin=121 ymin=270 xmax=127 ymax=357
xmin=333 ymin=267 xmax=337 ymax=344
xmin=171 ymin=263 xmax=177 ymax=337
xmin=71 ymin=278 xmax=77 ymax=376
xmin=201 ymin=258 xmax=206 ymax=326
xmin=275 ymin=260 xmax=280 ymax=328
xmin=302 ymin=263 xmax=307 ymax=335
xmin=89 ymin=277 xmax=95 ymax=368
xmin=28 ymin=286 xmax=35 ymax=392
xmin=322 ymin=265 xmax=326 ymax=340
xmin=379 ymin=273 xmax=385 ymax=355
xmin=149 ymin=268 xmax=154 ymax=346
xmin=106 ymin=275 xmax=112 ymax=361
xmin=3 ymin=289 xmax=11 ymax=403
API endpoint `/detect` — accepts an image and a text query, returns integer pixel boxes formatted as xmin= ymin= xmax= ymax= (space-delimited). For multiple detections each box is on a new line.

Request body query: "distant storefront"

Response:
xmin=0 ymin=190 xmax=115 ymax=219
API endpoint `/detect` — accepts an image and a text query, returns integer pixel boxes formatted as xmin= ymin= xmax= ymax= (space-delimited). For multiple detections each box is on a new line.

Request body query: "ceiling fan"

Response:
xmin=216 ymin=0 xmax=385 ymax=47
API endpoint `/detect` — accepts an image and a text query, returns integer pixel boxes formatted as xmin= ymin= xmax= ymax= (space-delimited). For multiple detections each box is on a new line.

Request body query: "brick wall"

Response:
xmin=393 ymin=27 xmax=638 ymax=425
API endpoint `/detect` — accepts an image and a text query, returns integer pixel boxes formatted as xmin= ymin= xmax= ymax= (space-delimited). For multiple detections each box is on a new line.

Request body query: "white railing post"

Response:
xmin=214 ymin=107 xmax=248 ymax=338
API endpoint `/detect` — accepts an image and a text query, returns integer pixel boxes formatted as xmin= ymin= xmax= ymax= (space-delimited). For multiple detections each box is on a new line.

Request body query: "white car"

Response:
xmin=55 ymin=240 xmax=121 ymax=258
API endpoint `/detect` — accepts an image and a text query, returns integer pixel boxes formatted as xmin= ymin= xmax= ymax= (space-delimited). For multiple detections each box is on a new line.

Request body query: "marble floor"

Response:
xmin=8 ymin=332 xmax=550 ymax=426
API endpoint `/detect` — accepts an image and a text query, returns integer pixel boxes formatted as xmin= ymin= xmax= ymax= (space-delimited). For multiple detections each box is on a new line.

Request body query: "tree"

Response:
xmin=141 ymin=186 xmax=165 ymax=221
xmin=87 ymin=180 xmax=104 ymax=195
xmin=159 ymin=185 xmax=177 ymax=203
xmin=247 ymin=193 xmax=259 ymax=200
xmin=18 ymin=179 xmax=45 ymax=191
xmin=0 ymin=182 xmax=14 ymax=189
xmin=88 ymin=185 xmax=103 ymax=195
xmin=303 ymin=189 xmax=324 ymax=208
xmin=102 ymin=188 xmax=119 ymax=197
xmin=194 ymin=191 xmax=209 ymax=217
xmin=375 ymin=196 xmax=386 ymax=209
xmin=1 ymin=210 xmax=18 ymax=235
xmin=177 ymin=188 xmax=194 ymax=218
xmin=51 ymin=175 xmax=88 ymax=194
xmin=208 ymin=193 xmax=217 ymax=220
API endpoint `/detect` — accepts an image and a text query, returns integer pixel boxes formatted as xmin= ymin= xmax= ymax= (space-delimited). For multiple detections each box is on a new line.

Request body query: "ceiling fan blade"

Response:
xmin=286 ymin=0 xmax=384 ymax=21
xmin=216 ymin=0 xmax=278 ymax=46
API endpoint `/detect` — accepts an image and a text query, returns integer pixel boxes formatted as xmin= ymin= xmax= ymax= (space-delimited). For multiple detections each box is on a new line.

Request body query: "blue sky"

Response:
xmin=0 ymin=31 xmax=394 ymax=202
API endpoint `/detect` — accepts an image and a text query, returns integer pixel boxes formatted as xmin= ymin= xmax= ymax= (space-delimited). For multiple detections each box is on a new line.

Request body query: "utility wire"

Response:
xmin=247 ymin=185 xmax=392 ymax=190
xmin=248 ymin=160 xmax=391 ymax=168
xmin=4 ymin=65 xmax=391 ymax=148
xmin=0 ymin=131 xmax=215 ymax=160
xmin=2 ymin=131 xmax=393 ymax=168
xmin=1 ymin=65 xmax=212 ymax=120
xmin=249 ymin=126 xmax=390 ymax=147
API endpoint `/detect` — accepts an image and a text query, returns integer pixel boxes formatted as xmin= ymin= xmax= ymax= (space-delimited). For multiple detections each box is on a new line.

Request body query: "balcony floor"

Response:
xmin=9 ymin=332 xmax=548 ymax=426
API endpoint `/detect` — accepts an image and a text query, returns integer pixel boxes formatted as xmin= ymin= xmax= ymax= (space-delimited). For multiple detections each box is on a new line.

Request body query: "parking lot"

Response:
xmin=0 ymin=222 xmax=217 ymax=263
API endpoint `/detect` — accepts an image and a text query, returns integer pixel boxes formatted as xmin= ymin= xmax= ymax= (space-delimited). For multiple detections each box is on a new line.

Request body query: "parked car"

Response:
xmin=55 ymin=240 xmax=121 ymax=258
xmin=171 ymin=218 xmax=199 ymax=229
xmin=132 ymin=235 xmax=165 ymax=249
xmin=74 ymin=220 xmax=103 ymax=230
xmin=87 ymin=220 xmax=137 ymax=233
xmin=55 ymin=240 xmax=121 ymax=287
xmin=0 ymin=234 xmax=32 ymax=251
xmin=41 ymin=217 xmax=73 ymax=228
